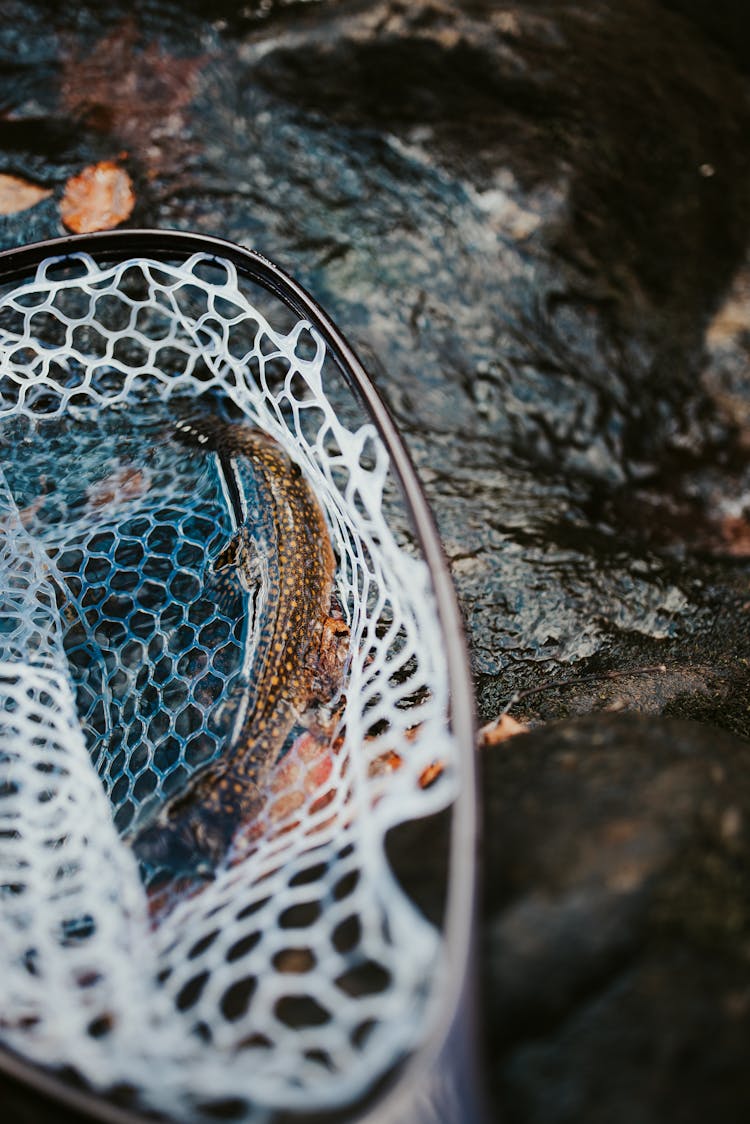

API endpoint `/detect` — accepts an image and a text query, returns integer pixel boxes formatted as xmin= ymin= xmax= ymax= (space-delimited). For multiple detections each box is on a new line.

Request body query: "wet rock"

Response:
xmin=214 ymin=0 xmax=750 ymax=706
xmin=662 ymin=0 xmax=750 ymax=70
xmin=0 ymin=193 xmax=60 ymax=253
xmin=483 ymin=713 xmax=750 ymax=1123
xmin=249 ymin=0 xmax=750 ymax=344
xmin=702 ymin=255 xmax=750 ymax=454
xmin=478 ymin=556 xmax=750 ymax=742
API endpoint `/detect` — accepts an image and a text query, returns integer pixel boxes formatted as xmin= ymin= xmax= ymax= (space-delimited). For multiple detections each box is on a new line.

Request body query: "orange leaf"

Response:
xmin=0 ymin=173 xmax=52 ymax=216
xmin=60 ymin=161 xmax=135 ymax=234
xmin=479 ymin=713 xmax=529 ymax=746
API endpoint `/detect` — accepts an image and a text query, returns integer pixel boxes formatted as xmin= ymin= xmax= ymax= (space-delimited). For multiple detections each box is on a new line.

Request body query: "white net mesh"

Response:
xmin=0 ymin=251 xmax=459 ymax=1121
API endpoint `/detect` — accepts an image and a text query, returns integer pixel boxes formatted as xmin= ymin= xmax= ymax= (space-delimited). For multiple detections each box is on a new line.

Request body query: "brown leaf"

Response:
xmin=0 ymin=173 xmax=52 ymax=216
xmin=479 ymin=713 xmax=529 ymax=746
xmin=60 ymin=161 xmax=135 ymax=234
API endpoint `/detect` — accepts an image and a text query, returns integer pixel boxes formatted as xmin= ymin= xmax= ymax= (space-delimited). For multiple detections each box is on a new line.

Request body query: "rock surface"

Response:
xmin=483 ymin=714 xmax=750 ymax=1124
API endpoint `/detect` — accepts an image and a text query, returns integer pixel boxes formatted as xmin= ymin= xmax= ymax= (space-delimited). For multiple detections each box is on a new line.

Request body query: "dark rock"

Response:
xmin=483 ymin=713 xmax=750 ymax=1123
xmin=250 ymin=0 xmax=750 ymax=349
xmin=661 ymin=0 xmax=750 ymax=70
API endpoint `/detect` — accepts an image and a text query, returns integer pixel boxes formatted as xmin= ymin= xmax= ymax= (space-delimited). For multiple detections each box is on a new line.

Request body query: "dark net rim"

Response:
xmin=0 ymin=229 xmax=480 ymax=1124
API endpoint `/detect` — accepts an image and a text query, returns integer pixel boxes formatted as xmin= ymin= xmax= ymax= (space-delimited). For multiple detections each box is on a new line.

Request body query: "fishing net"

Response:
xmin=0 ymin=249 xmax=462 ymax=1121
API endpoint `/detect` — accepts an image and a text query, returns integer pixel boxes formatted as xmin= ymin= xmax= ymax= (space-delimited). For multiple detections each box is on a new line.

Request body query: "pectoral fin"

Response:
xmin=213 ymin=525 xmax=261 ymax=591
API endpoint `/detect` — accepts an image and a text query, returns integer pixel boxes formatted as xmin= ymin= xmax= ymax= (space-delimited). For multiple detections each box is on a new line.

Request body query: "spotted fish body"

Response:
xmin=131 ymin=417 xmax=346 ymax=874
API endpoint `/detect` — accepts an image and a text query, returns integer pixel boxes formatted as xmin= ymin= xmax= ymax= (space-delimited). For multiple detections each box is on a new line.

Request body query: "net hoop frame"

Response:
xmin=0 ymin=229 xmax=479 ymax=1124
